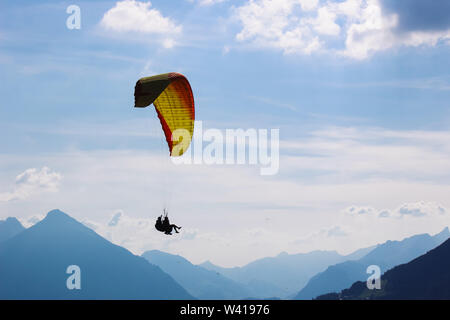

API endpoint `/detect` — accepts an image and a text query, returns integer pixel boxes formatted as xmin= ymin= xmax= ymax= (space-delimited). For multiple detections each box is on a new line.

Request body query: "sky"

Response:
xmin=0 ymin=0 xmax=450 ymax=267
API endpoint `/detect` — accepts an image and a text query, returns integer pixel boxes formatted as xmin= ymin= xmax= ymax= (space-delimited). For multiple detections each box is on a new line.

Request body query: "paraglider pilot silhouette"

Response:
xmin=155 ymin=209 xmax=181 ymax=235
xmin=134 ymin=72 xmax=194 ymax=236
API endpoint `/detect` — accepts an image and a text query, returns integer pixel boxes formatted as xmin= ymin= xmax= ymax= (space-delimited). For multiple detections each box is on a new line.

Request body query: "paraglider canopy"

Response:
xmin=134 ymin=72 xmax=195 ymax=157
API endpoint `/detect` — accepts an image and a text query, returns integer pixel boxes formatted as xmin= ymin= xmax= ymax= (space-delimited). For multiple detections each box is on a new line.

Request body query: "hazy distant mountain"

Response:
xmin=0 ymin=217 xmax=25 ymax=243
xmin=143 ymin=250 xmax=253 ymax=299
xmin=0 ymin=209 xmax=193 ymax=299
xmin=199 ymin=249 xmax=370 ymax=298
xmin=295 ymin=228 xmax=450 ymax=300
xmin=318 ymin=238 xmax=450 ymax=300
xmin=344 ymin=245 xmax=377 ymax=261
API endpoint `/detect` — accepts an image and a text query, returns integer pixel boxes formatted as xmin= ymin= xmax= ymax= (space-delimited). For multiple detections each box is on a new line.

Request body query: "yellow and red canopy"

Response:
xmin=134 ymin=72 xmax=195 ymax=156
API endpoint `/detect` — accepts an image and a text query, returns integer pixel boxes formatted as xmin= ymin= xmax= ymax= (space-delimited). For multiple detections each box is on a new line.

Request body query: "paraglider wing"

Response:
xmin=134 ymin=72 xmax=195 ymax=157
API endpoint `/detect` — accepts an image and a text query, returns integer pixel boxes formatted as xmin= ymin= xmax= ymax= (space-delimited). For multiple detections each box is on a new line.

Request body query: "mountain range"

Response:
xmin=0 ymin=209 xmax=448 ymax=300
xmin=199 ymin=246 xmax=375 ymax=298
xmin=316 ymin=238 xmax=450 ymax=300
xmin=0 ymin=209 xmax=192 ymax=299
xmin=143 ymin=250 xmax=253 ymax=299
xmin=295 ymin=227 xmax=449 ymax=299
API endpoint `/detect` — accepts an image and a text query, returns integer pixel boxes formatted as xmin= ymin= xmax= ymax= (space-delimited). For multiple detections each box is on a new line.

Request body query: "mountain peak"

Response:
xmin=433 ymin=226 xmax=450 ymax=243
xmin=0 ymin=217 xmax=25 ymax=243
xmin=2 ymin=217 xmax=22 ymax=226
xmin=43 ymin=209 xmax=78 ymax=224
xmin=277 ymin=251 xmax=289 ymax=257
xmin=436 ymin=226 xmax=449 ymax=236
xmin=200 ymin=260 xmax=213 ymax=266
xmin=31 ymin=209 xmax=96 ymax=239
xmin=46 ymin=209 xmax=69 ymax=217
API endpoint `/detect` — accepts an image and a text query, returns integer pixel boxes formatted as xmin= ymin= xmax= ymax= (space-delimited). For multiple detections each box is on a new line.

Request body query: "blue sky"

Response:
xmin=1 ymin=0 xmax=450 ymax=266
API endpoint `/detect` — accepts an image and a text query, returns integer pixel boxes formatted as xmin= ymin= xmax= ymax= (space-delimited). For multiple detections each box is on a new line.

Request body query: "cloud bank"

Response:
xmin=233 ymin=0 xmax=450 ymax=59
xmin=5 ymin=123 xmax=450 ymax=265
xmin=0 ymin=167 xmax=62 ymax=202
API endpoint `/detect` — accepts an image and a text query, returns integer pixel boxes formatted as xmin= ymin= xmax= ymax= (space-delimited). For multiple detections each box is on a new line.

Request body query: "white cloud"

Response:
xmin=100 ymin=0 xmax=181 ymax=47
xmin=343 ymin=202 xmax=447 ymax=219
xmin=234 ymin=0 xmax=323 ymax=55
xmin=0 ymin=167 xmax=62 ymax=202
xmin=336 ymin=0 xmax=450 ymax=60
xmin=101 ymin=1 xmax=181 ymax=34
xmin=338 ymin=0 xmax=398 ymax=59
xmin=309 ymin=6 xmax=340 ymax=36
xmin=299 ymin=0 xmax=319 ymax=12
xmin=232 ymin=0 xmax=450 ymax=59
xmin=344 ymin=205 xmax=377 ymax=216
xmin=397 ymin=201 xmax=446 ymax=218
